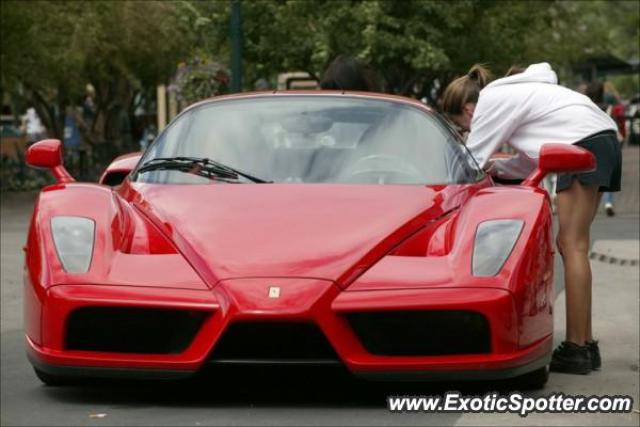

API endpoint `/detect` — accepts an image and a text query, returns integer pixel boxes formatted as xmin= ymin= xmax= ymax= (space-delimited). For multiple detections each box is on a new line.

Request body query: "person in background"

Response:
xmin=604 ymin=82 xmax=627 ymax=215
xmin=585 ymin=81 xmax=625 ymax=217
xmin=62 ymin=106 xmax=83 ymax=175
xmin=138 ymin=116 xmax=157 ymax=151
xmin=254 ymin=78 xmax=270 ymax=91
xmin=442 ymin=62 xmax=621 ymax=375
xmin=604 ymin=81 xmax=627 ymax=144
xmin=82 ymin=84 xmax=97 ymax=126
xmin=20 ymin=106 xmax=45 ymax=145
xmin=320 ymin=55 xmax=381 ymax=92
xmin=63 ymin=106 xmax=82 ymax=151
xmin=505 ymin=65 xmax=525 ymax=76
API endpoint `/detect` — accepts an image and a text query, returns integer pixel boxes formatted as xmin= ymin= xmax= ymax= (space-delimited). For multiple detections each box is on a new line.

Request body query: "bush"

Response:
xmin=0 ymin=152 xmax=54 ymax=192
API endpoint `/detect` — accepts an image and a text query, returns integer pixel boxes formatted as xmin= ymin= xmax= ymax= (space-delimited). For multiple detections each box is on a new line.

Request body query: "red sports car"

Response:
xmin=24 ymin=91 xmax=594 ymax=388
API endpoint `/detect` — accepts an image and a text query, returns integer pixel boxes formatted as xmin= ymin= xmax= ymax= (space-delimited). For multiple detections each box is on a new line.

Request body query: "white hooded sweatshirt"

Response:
xmin=466 ymin=63 xmax=617 ymax=179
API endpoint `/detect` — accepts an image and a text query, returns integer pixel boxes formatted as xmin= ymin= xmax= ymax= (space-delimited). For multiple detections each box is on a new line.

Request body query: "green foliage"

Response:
xmin=610 ymin=74 xmax=640 ymax=98
xmin=1 ymin=0 xmax=637 ymax=190
xmin=1 ymin=1 xmax=197 ymax=90
xmin=0 ymin=152 xmax=54 ymax=191
xmin=1 ymin=1 xmax=199 ymax=140
xmin=191 ymin=0 xmax=638 ymax=95
xmin=173 ymin=59 xmax=230 ymax=105
xmin=1 ymin=0 xmax=638 ymax=121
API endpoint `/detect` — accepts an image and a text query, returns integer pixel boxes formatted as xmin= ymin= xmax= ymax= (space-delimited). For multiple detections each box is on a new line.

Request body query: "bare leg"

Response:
xmin=584 ymin=192 xmax=603 ymax=342
xmin=556 ymin=180 xmax=600 ymax=346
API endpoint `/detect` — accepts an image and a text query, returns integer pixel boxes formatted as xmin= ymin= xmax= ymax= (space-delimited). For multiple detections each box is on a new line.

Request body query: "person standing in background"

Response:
xmin=320 ymin=55 xmax=382 ymax=92
xmin=604 ymin=81 xmax=627 ymax=145
xmin=82 ymin=84 xmax=96 ymax=125
xmin=20 ymin=106 xmax=45 ymax=145
xmin=63 ymin=106 xmax=82 ymax=150
xmin=585 ymin=81 xmax=625 ymax=217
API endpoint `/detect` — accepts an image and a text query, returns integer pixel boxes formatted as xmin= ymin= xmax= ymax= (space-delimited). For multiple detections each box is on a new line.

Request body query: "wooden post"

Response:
xmin=157 ymin=84 xmax=167 ymax=131
xmin=168 ymin=88 xmax=178 ymax=122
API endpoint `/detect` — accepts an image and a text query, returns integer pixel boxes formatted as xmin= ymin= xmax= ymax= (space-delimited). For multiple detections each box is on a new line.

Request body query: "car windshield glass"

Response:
xmin=134 ymin=96 xmax=482 ymax=185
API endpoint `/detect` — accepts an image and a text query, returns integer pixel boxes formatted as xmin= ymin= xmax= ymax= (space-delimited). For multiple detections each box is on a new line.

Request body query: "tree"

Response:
xmin=192 ymin=0 xmax=636 ymax=98
xmin=2 ymin=0 xmax=637 ymax=146
xmin=1 ymin=1 xmax=198 ymax=148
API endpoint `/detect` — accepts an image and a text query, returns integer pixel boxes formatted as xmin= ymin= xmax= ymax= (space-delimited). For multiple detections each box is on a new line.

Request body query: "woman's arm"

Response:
xmin=485 ymin=152 xmax=536 ymax=179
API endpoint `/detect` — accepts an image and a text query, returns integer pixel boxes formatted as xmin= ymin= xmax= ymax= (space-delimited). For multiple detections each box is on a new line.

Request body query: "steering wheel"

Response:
xmin=340 ymin=154 xmax=425 ymax=184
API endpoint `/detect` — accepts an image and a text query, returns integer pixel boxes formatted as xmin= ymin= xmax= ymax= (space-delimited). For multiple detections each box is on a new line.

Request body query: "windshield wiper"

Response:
xmin=137 ymin=157 xmax=272 ymax=183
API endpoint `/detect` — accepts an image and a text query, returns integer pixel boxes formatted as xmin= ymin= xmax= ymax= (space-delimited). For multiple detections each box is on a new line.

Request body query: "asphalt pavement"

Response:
xmin=1 ymin=188 xmax=639 ymax=426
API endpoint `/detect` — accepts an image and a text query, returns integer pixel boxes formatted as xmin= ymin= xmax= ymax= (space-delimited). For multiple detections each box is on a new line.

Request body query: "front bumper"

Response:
xmin=26 ymin=280 xmax=552 ymax=381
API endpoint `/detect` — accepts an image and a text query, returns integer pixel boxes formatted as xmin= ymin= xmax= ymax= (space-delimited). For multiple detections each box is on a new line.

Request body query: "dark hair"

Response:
xmin=505 ymin=65 xmax=525 ymax=76
xmin=585 ymin=81 xmax=604 ymax=105
xmin=320 ymin=55 xmax=380 ymax=92
xmin=441 ymin=64 xmax=491 ymax=116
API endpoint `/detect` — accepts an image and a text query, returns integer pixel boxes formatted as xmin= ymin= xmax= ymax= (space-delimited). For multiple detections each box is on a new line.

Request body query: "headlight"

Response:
xmin=51 ymin=216 xmax=95 ymax=273
xmin=472 ymin=220 xmax=523 ymax=277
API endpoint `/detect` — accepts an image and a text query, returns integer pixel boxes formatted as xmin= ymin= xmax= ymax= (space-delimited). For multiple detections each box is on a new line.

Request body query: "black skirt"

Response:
xmin=556 ymin=130 xmax=622 ymax=193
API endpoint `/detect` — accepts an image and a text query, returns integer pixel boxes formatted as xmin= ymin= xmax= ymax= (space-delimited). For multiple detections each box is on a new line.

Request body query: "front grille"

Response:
xmin=209 ymin=321 xmax=340 ymax=362
xmin=65 ymin=307 xmax=208 ymax=354
xmin=346 ymin=310 xmax=490 ymax=356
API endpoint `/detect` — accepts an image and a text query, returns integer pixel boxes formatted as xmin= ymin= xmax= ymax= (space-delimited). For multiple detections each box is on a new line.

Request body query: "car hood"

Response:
xmin=126 ymin=183 xmax=470 ymax=287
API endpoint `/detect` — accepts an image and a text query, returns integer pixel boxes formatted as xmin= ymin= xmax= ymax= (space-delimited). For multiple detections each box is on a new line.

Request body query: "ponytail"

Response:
xmin=467 ymin=64 xmax=491 ymax=88
xmin=442 ymin=64 xmax=492 ymax=116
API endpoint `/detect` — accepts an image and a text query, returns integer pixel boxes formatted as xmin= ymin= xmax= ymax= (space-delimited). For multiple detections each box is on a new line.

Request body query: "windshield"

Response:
xmin=134 ymin=96 xmax=482 ymax=185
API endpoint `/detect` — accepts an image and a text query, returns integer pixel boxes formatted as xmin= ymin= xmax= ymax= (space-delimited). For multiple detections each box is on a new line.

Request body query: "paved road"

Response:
xmin=1 ymin=192 xmax=638 ymax=426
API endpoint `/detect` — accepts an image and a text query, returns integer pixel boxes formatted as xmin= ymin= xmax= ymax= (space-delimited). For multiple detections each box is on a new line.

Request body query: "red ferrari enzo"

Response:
xmin=24 ymin=92 xmax=595 ymax=388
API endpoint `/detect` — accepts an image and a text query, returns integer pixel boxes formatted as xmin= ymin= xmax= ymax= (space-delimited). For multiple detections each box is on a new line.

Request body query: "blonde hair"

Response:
xmin=441 ymin=64 xmax=492 ymax=116
xmin=505 ymin=65 xmax=525 ymax=76
xmin=603 ymin=81 xmax=620 ymax=103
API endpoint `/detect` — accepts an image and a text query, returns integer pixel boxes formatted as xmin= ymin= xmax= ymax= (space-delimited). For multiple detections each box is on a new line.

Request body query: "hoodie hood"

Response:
xmin=485 ymin=63 xmax=558 ymax=89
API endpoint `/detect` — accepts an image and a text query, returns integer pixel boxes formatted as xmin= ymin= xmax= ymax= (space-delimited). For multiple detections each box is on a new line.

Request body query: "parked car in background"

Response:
xmin=626 ymin=94 xmax=640 ymax=145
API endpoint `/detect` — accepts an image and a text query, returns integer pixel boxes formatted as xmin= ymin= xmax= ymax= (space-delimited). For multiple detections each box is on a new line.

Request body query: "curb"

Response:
xmin=589 ymin=251 xmax=639 ymax=266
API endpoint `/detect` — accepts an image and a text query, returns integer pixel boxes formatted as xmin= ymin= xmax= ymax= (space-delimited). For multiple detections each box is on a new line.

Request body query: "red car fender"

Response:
xmin=23 ymin=183 xmax=208 ymax=347
xmin=349 ymin=184 xmax=554 ymax=349
xmin=448 ymin=185 xmax=554 ymax=347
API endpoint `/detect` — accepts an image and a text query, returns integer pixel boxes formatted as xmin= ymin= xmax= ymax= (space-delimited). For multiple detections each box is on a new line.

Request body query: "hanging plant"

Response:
xmin=171 ymin=58 xmax=230 ymax=107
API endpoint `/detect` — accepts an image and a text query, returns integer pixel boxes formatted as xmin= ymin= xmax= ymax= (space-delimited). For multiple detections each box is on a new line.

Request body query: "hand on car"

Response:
xmin=483 ymin=159 xmax=498 ymax=175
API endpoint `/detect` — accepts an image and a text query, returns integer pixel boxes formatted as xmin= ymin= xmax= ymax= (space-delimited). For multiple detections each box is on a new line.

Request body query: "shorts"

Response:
xmin=556 ymin=130 xmax=622 ymax=193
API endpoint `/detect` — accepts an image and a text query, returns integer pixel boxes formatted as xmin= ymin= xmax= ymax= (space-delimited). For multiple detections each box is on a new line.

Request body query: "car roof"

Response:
xmin=182 ymin=90 xmax=435 ymax=116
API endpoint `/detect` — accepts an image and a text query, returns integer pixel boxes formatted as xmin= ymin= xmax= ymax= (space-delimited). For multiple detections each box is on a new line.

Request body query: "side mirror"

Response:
xmin=522 ymin=143 xmax=595 ymax=187
xmin=26 ymin=139 xmax=74 ymax=183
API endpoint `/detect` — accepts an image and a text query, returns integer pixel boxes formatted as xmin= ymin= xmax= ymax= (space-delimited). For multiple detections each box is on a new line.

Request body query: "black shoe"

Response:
xmin=550 ymin=341 xmax=591 ymax=374
xmin=586 ymin=340 xmax=601 ymax=370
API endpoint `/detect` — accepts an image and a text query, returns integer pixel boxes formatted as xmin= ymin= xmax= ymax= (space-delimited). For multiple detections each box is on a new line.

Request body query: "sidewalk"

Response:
xmin=616 ymin=144 xmax=639 ymax=215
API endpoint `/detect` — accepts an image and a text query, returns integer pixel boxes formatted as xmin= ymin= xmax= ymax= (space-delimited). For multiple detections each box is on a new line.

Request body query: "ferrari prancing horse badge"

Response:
xmin=268 ymin=286 xmax=280 ymax=298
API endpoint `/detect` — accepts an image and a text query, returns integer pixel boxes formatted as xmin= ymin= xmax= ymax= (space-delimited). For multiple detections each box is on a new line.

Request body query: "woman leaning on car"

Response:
xmin=441 ymin=62 xmax=622 ymax=375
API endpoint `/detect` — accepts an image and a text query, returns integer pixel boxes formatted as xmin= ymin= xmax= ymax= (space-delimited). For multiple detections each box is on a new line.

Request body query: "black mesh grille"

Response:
xmin=66 ymin=307 xmax=208 ymax=354
xmin=346 ymin=310 xmax=490 ymax=356
xmin=209 ymin=322 xmax=340 ymax=362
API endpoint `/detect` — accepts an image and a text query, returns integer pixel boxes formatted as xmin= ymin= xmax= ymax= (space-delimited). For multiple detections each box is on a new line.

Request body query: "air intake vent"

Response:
xmin=346 ymin=310 xmax=490 ymax=356
xmin=210 ymin=322 xmax=340 ymax=363
xmin=66 ymin=307 xmax=208 ymax=354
